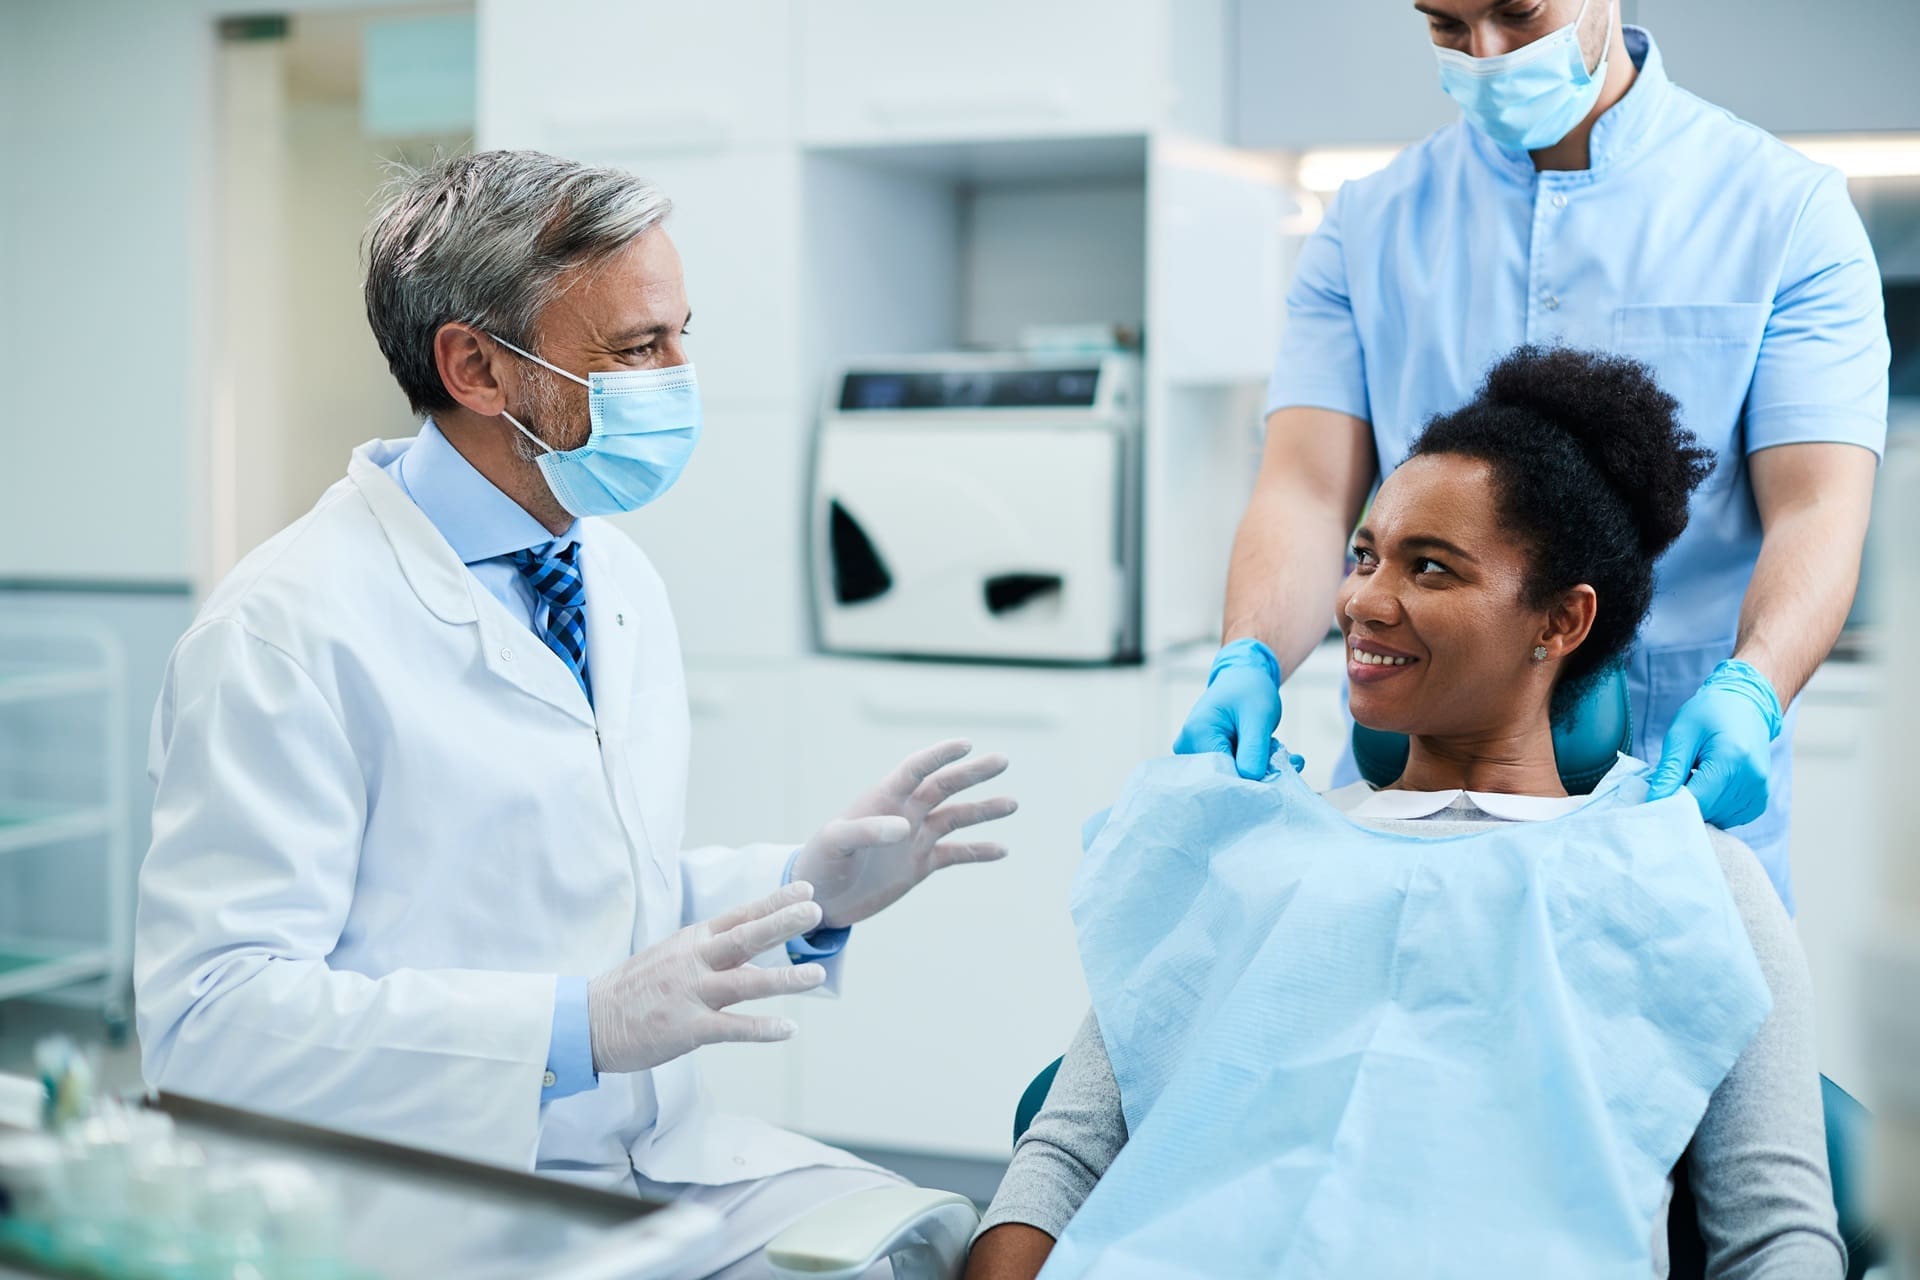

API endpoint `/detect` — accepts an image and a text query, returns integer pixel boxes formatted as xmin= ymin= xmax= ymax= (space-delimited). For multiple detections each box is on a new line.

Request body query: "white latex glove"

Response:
xmin=586 ymin=881 xmax=829 ymax=1075
xmin=793 ymin=739 xmax=1017 ymax=930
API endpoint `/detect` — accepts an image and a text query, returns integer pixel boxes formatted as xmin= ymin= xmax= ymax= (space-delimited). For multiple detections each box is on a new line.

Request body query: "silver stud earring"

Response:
xmin=1532 ymin=645 xmax=1549 ymax=661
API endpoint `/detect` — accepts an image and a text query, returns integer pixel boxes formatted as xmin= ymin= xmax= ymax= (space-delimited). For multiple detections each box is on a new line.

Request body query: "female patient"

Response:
xmin=966 ymin=347 xmax=1843 ymax=1278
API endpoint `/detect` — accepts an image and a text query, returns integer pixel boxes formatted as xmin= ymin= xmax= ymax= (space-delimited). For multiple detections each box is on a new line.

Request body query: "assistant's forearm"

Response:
xmin=1221 ymin=486 xmax=1353 ymax=679
xmin=1733 ymin=505 xmax=1869 ymax=706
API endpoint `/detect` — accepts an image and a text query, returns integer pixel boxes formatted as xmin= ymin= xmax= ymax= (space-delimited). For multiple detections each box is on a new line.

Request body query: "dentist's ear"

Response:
xmin=435 ymin=321 xmax=512 ymax=417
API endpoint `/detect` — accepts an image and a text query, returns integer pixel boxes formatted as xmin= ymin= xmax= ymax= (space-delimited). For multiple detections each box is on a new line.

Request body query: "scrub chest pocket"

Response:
xmin=1612 ymin=304 xmax=1769 ymax=488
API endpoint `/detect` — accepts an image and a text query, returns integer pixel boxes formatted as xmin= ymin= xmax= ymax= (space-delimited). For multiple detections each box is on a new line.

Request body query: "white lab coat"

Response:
xmin=135 ymin=438 xmax=874 ymax=1190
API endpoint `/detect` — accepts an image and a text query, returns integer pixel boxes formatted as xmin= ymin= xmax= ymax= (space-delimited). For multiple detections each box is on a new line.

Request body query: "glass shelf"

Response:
xmin=0 ymin=804 xmax=114 ymax=857
xmin=0 ymin=938 xmax=112 ymax=1003
xmin=0 ymin=660 xmax=112 ymax=706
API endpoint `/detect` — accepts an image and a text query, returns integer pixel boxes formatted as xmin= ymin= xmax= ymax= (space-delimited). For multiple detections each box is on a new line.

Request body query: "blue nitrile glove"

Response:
xmin=1173 ymin=639 xmax=1284 ymax=780
xmin=1646 ymin=659 xmax=1784 ymax=828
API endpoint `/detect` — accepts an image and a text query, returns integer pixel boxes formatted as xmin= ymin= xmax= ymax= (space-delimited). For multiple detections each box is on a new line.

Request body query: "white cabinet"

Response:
xmin=782 ymin=656 xmax=1163 ymax=1157
xmin=581 ymin=148 xmax=808 ymax=661
xmin=477 ymin=0 xmax=797 ymax=151
xmin=1636 ymin=0 xmax=1920 ymax=135
xmin=679 ymin=661 xmax=805 ymax=1127
xmin=1786 ymin=663 xmax=1881 ymax=1105
xmin=613 ymin=402 xmax=812 ymax=663
xmin=797 ymin=0 xmax=1166 ymax=144
xmin=1233 ymin=2 xmax=1455 ymax=149
xmin=546 ymin=146 xmax=806 ymax=410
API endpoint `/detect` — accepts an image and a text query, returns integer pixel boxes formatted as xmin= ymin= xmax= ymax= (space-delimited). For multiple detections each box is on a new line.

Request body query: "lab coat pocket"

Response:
xmin=1611 ymin=303 xmax=1769 ymax=492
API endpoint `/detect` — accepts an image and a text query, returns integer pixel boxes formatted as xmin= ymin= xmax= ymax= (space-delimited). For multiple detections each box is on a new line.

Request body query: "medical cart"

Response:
xmin=0 ymin=623 xmax=131 ymax=1035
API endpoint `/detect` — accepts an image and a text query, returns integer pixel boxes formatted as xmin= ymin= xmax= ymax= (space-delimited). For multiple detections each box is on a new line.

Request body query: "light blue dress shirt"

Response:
xmin=385 ymin=420 xmax=846 ymax=1102
xmin=1267 ymin=28 xmax=1890 ymax=908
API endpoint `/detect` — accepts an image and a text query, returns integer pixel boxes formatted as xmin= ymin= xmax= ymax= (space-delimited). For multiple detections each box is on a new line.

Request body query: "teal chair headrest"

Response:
xmin=1350 ymin=662 xmax=1632 ymax=796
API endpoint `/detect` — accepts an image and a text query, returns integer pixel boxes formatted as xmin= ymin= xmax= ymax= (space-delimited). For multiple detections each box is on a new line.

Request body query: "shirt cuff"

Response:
xmin=783 ymin=849 xmax=853 ymax=962
xmin=543 ymin=976 xmax=597 ymax=1103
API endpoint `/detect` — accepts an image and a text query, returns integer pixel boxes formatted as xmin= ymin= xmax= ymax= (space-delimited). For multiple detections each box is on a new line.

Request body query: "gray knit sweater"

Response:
xmin=977 ymin=797 xmax=1845 ymax=1278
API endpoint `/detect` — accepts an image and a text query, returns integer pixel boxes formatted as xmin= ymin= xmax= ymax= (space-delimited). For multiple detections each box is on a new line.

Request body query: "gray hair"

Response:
xmin=363 ymin=150 xmax=672 ymax=415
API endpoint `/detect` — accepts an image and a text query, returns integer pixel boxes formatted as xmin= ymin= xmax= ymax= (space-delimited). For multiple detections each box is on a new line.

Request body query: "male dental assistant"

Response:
xmin=135 ymin=151 xmax=1016 ymax=1278
xmin=1176 ymin=0 xmax=1888 ymax=906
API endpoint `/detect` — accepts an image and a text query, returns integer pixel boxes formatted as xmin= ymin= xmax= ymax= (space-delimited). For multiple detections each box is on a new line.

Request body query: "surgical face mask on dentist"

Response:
xmin=1432 ymin=0 xmax=1610 ymax=152
xmin=492 ymin=335 xmax=703 ymax=518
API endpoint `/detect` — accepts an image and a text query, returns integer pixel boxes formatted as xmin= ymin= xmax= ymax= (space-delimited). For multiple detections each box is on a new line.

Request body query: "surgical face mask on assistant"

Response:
xmin=1433 ymin=0 xmax=1611 ymax=153
xmin=490 ymin=335 xmax=702 ymax=518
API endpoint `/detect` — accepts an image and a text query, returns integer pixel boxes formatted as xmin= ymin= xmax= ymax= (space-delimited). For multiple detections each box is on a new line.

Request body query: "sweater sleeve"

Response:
xmin=974 ymin=1011 xmax=1128 ymax=1242
xmin=1687 ymin=829 xmax=1846 ymax=1279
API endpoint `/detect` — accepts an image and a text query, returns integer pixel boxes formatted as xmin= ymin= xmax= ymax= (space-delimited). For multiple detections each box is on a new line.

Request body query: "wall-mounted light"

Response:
xmin=1294 ymin=145 xmax=1403 ymax=195
xmin=1782 ymin=135 xmax=1920 ymax=180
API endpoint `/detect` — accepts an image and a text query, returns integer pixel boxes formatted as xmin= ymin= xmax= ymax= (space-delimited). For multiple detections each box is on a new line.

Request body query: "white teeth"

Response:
xmin=1351 ymin=648 xmax=1412 ymax=666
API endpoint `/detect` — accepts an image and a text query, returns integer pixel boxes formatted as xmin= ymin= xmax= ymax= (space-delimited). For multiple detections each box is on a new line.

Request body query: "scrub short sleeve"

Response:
xmin=1265 ymin=185 xmax=1371 ymax=423
xmin=1744 ymin=168 xmax=1890 ymax=458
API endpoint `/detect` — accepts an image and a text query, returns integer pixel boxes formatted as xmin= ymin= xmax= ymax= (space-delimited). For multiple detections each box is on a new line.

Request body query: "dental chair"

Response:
xmin=765 ymin=667 xmax=1883 ymax=1279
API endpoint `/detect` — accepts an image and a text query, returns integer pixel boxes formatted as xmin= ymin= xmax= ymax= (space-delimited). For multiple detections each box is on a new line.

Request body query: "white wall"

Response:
xmin=0 ymin=0 xmax=213 ymax=585
xmin=0 ymin=2 xmax=19 ymax=388
xmin=0 ymin=0 xmax=431 ymax=591
xmin=282 ymin=104 xmax=455 ymax=520
xmin=959 ymin=182 xmax=1146 ymax=349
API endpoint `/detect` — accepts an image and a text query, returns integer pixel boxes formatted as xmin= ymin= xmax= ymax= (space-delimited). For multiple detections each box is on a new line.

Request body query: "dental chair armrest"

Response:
xmin=765 ymin=1186 xmax=980 ymax=1280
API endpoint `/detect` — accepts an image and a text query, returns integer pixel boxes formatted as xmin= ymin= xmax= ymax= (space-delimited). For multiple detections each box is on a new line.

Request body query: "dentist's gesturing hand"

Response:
xmin=586 ymin=882 xmax=829 ymax=1075
xmin=794 ymin=740 xmax=1017 ymax=929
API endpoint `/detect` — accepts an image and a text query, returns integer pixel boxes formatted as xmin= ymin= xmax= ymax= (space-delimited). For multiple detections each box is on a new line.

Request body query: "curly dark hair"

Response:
xmin=1405 ymin=345 xmax=1716 ymax=720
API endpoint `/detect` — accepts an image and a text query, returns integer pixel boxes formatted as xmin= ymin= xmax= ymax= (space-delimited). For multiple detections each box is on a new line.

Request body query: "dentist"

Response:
xmin=1177 ymin=0 xmax=1888 ymax=907
xmin=136 ymin=151 xmax=1016 ymax=1277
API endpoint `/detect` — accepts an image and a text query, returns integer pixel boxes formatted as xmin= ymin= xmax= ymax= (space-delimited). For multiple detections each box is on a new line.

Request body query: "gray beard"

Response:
xmin=509 ymin=363 xmax=588 ymax=461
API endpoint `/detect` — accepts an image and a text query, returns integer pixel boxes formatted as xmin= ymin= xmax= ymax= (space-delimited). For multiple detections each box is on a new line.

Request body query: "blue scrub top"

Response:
xmin=1268 ymin=28 xmax=1890 ymax=906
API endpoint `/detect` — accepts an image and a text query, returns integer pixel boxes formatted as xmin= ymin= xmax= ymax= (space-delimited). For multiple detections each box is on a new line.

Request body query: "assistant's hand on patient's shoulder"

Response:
xmin=793 ymin=739 xmax=1017 ymax=929
xmin=1173 ymin=639 xmax=1283 ymax=780
xmin=1647 ymin=661 xmax=1783 ymax=828
xmin=585 ymin=882 xmax=829 ymax=1074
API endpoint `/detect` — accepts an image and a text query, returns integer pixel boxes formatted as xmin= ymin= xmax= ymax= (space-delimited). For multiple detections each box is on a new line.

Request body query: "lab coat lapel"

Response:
xmin=579 ymin=531 xmax=636 ymax=744
xmin=349 ymin=440 xmax=594 ymax=728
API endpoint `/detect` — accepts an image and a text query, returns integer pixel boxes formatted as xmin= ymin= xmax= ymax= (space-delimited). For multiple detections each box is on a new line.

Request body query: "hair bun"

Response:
xmin=1480 ymin=345 xmax=1714 ymax=559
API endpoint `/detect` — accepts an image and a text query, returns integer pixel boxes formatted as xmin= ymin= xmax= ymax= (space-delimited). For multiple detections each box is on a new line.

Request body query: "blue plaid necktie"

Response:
xmin=511 ymin=543 xmax=590 ymax=701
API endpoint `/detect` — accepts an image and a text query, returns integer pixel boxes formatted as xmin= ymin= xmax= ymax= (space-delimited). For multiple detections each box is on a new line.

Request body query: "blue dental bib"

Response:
xmin=1045 ymin=753 xmax=1770 ymax=1279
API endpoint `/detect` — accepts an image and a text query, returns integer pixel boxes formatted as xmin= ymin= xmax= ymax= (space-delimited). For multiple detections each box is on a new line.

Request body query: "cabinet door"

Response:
xmin=540 ymin=146 xmax=805 ymax=411
xmin=1788 ymin=685 xmax=1879 ymax=1105
xmin=1233 ymin=2 xmax=1455 ymax=149
xmin=477 ymin=0 xmax=795 ymax=150
xmin=798 ymin=0 xmax=1163 ymax=144
xmin=612 ymin=403 xmax=812 ymax=663
xmin=784 ymin=657 xmax=1161 ymax=1157
xmin=1636 ymin=0 xmax=1920 ymax=135
xmin=677 ymin=662 xmax=802 ymax=1126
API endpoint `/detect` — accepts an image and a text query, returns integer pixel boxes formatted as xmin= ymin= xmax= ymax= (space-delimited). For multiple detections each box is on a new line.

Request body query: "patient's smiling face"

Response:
xmin=1336 ymin=454 xmax=1590 ymax=749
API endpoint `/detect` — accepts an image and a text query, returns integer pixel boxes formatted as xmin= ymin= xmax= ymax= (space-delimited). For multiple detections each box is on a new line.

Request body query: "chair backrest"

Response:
xmin=1014 ymin=1066 xmax=1880 ymax=1274
xmin=1349 ymin=661 xmax=1632 ymax=795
